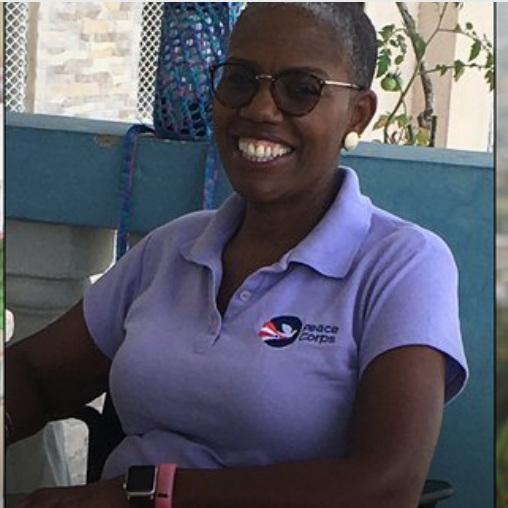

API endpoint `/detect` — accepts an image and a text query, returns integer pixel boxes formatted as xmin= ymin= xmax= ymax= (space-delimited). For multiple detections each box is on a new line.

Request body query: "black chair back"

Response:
xmin=71 ymin=394 xmax=125 ymax=483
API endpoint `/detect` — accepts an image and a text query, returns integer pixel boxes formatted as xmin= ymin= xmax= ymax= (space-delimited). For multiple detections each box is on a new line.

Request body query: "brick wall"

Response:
xmin=34 ymin=2 xmax=144 ymax=121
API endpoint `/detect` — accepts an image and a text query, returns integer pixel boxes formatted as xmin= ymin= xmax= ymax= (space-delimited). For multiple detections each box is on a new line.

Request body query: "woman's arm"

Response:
xmin=5 ymin=300 xmax=111 ymax=445
xmin=171 ymin=345 xmax=445 ymax=508
xmin=11 ymin=345 xmax=444 ymax=508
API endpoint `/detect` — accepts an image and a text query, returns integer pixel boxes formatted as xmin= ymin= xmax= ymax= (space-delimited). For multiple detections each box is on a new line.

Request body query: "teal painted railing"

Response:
xmin=6 ymin=112 xmax=494 ymax=508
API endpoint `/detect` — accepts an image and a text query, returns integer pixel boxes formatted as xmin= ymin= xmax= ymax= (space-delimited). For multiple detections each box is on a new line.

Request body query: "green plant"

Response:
xmin=374 ymin=2 xmax=493 ymax=146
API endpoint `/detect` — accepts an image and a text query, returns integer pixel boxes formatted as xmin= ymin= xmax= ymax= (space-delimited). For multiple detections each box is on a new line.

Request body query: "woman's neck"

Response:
xmin=237 ymin=169 xmax=343 ymax=254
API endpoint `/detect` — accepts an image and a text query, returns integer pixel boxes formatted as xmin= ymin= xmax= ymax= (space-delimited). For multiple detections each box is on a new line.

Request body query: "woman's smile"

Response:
xmin=237 ymin=137 xmax=294 ymax=165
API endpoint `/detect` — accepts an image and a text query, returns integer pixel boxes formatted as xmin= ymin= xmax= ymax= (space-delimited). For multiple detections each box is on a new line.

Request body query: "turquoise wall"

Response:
xmin=6 ymin=112 xmax=494 ymax=507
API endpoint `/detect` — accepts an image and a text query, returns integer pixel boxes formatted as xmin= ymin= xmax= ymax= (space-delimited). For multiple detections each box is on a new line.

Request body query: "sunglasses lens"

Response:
xmin=211 ymin=64 xmax=323 ymax=116
xmin=275 ymin=71 xmax=322 ymax=116
xmin=212 ymin=64 xmax=257 ymax=108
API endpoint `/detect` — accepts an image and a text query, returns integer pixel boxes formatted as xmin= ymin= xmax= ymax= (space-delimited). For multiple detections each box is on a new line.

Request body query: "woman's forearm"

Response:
xmin=172 ymin=458 xmax=421 ymax=508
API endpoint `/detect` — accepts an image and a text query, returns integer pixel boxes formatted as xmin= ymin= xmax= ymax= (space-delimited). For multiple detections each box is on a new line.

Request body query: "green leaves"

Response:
xmin=376 ymin=25 xmax=408 ymax=79
xmin=379 ymin=23 xmax=397 ymax=42
xmin=373 ymin=2 xmax=493 ymax=147
xmin=373 ymin=114 xmax=390 ymax=131
xmin=469 ymin=40 xmax=482 ymax=61
xmin=413 ymin=34 xmax=427 ymax=60
xmin=435 ymin=64 xmax=449 ymax=77
xmin=453 ymin=60 xmax=466 ymax=81
xmin=377 ymin=50 xmax=391 ymax=78
xmin=485 ymin=51 xmax=494 ymax=91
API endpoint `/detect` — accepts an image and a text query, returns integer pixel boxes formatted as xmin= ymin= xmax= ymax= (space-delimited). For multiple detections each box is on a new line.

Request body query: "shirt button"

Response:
xmin=239 ymin=290 xmax=252 ymax=302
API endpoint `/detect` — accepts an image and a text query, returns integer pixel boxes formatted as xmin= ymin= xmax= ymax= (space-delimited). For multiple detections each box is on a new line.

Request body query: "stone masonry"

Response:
xmin=34 ymin=2 xmax=144 ymax=121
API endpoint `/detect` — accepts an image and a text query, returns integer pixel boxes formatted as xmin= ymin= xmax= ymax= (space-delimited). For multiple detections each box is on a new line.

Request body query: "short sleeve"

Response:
xmin=83 ymin=235 xmax=151 ymax=359
xmin=358 ymin=228 xmax=468 ymax=404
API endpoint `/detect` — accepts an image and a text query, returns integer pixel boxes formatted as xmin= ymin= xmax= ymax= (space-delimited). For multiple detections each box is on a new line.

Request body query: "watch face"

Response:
xmin=125 ymin=465 xmax=157 ymax=496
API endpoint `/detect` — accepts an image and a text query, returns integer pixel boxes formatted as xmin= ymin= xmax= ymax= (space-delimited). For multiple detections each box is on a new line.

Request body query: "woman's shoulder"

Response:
xmin=365 ymin=206 xmax=457 ymax=270
xmin=373 ymin=206 xmax=451 ymax=248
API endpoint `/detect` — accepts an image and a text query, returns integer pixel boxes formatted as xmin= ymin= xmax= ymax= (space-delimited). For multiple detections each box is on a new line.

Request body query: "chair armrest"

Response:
xmin=419 ymin=479 xmax=454 ymax=507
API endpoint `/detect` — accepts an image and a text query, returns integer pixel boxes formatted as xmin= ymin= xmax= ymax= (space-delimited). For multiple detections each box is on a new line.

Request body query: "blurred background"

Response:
xmin=498 ymin=4 xmax=508 ymax=507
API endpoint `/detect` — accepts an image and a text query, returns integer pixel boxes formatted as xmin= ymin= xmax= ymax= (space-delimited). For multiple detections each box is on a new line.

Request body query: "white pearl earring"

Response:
xmin=343 ymin=132 xmax=360 ymax=152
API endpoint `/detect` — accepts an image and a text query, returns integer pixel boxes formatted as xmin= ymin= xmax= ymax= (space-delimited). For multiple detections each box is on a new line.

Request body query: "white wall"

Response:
xmin=447 ymin=2 xmax=493 ymax=151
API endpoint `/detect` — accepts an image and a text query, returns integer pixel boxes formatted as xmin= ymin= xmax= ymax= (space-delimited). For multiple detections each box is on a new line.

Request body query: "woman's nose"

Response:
xmin=239 ymin=81 xmax=284 ymax=123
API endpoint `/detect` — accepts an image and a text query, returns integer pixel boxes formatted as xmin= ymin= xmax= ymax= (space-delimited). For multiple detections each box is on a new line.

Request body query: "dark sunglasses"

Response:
xmin=210 ymin=62 xmax=364 ymax=117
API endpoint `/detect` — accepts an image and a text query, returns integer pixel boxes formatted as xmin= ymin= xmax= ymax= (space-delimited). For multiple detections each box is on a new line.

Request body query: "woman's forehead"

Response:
xmin=229 ymin=7 xmax=344 ymax=72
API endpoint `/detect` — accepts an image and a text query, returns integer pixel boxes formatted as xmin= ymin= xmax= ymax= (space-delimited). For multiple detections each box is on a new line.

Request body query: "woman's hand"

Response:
xmin=12 ymin=476 xmax=129 ymax=508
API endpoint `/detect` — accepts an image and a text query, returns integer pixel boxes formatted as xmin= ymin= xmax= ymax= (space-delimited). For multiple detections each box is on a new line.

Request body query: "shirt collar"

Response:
xmin=286 ymin=167 xmax=373 ymax=278
xmin=182 ymin=167 xmax=372 ymax=279
xmin=181 ymin=194 xmax=244 ymax=269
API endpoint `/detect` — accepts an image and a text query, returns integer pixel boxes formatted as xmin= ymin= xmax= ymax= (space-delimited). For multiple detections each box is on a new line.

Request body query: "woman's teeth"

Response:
xmin=238 ymin=138 xmax=292 ymax=163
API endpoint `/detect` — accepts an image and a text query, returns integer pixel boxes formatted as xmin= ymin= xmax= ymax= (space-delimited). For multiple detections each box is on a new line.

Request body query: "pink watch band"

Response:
xmin=155 ymin=464 xmax=177 ymax=508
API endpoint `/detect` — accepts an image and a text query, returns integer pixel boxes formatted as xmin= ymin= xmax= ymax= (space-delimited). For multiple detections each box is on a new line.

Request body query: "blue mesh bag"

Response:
xmin=151 ymin=2 xmax=243 ymax=210
xmin=153 ymin=3 xmax=244 ymax=141
xmin=116 ymin=3 xmax=243 ymax=260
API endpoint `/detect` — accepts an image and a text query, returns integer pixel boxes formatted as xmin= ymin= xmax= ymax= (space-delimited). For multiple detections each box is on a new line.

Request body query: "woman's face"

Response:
xmin=213 ymin=6 xmax=376 ymax=207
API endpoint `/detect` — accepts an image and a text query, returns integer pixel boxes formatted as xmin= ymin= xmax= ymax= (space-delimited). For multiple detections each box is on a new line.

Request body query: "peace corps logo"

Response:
xmin=258 ymin=316 xmax=303 ymax=348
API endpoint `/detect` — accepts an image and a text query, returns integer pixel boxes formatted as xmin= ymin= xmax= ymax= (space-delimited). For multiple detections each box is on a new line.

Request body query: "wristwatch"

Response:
xmin=124 ymin=465 xmax=158 ymax=508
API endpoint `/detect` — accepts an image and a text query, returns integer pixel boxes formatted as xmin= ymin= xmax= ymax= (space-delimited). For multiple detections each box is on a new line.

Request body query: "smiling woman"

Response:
xmin=212 ymin=4 xmax=377 ymax=219
xmin=4 ymin=4 xmax=467 ymax=508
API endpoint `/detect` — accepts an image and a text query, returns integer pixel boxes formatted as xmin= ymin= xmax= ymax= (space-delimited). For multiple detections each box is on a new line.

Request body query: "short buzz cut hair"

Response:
xmin=235 ymin=3 xmax=378 ymax=89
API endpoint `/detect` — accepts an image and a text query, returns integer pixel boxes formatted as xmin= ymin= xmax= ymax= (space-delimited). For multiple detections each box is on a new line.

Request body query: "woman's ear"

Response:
xmin=348 ymin=89 xmax=378 ymax=135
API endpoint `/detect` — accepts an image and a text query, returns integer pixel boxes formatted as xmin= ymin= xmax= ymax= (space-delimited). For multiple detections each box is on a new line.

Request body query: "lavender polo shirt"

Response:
xmin=83 ymin=167 xmax=468 ymax=480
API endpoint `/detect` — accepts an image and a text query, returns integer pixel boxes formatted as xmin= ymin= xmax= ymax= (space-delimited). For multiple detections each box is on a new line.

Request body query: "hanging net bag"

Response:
xmin=153 ymin=3 xmax=243 ymax=141
xmin=153 ymin=2 xmax=243 ymax=207
xmin=116 ymin=3 xmax=243 ymax=260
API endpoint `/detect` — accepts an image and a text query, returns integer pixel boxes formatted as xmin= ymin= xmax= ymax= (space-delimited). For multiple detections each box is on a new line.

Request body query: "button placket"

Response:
xmin=194 ymin=266 xmax=223 ymax=353
xmin=232 ymin=269 xmax=279 ymax=310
